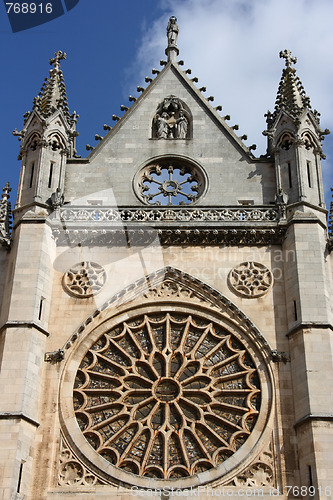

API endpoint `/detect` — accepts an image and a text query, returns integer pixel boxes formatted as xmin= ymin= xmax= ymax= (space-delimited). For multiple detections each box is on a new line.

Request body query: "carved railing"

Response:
xmin=58 ymin=206 xmax=280 ymax=223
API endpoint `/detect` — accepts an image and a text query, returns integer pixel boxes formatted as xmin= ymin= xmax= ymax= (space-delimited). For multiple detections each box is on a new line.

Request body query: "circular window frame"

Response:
xmin=133 ymin=155 xmax=208 ymax=207
xmin=228 ymin=262 xmax=273 ymax=299
xmin=62 ymin=261 xmax=107 ymax=298
xmin=60 ymin=301 xmax=274 ymax=489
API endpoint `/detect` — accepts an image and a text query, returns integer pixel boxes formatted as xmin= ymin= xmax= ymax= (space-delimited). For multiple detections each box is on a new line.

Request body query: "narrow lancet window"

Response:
xmin=48 ymin=162 xmax=54 ymax=189
xmin=29 ymin=163 xmax=34 ymax=188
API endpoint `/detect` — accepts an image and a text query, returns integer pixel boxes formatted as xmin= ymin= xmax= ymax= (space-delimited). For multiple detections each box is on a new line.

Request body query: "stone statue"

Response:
xmin=156 ymin=113 xmax=169 ymax=139
xmin=51 ymin=187 xmax=64 ymax=209
xmin=275 ymin=188 xmax=288 ymax=218
xmin=176 ymin=111 xmax=188 ymax=138
xmin=275 ymin=188 xmax=288 ymax=205
xmin=167 ymin=16 xmax=179 ymax=47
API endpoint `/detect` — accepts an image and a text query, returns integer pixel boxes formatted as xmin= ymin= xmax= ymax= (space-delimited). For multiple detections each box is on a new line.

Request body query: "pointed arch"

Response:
xmin=61 ymin=266 xmax=274 ymax=360
xmin=59 ymin=266 xmax=275 ymax=489
xmin=25 ymin=131 xmax=42 ymax=151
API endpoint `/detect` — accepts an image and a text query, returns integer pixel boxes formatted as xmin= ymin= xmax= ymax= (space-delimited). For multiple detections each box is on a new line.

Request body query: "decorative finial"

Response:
xmin=165 ymin=16 xmax=179 ymax=63
xmin=49 ymin=50 xmax=67 ymax=71
xmin=2 ymin=182 xmax=11 ymax=202
xmin=279 ymin=49 xmax=297 ymax=68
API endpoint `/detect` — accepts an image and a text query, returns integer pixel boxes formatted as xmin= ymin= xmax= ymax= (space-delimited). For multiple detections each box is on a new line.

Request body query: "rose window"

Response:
xmin=136 ymin=160 xmax=205 ymax=206
xmin=73 ymin=312 xmax=261 ymax=479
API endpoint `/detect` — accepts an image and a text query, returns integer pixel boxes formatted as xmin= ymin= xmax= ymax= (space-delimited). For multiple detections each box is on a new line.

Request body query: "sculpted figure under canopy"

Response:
xmin=156 ymin=113 xmax=169 ymax=139
xmin=176 ymin=111 xmax=188 ymax=139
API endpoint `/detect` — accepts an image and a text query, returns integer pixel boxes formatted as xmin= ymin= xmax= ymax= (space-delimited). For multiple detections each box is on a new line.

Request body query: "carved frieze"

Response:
xmin=53 ymin=227 xmax=285 ymax=247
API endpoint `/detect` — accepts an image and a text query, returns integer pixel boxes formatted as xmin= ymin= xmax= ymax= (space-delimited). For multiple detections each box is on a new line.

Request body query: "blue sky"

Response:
xmin=1 ymin=0 xmax=333 ymax=210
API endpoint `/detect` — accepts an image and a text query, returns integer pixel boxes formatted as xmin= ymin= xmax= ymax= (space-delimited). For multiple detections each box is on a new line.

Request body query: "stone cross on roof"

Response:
xmin=49 ymin=50 xmax=67 ymax=71
xmin=279 ymin=49 xmax=297 ymax=68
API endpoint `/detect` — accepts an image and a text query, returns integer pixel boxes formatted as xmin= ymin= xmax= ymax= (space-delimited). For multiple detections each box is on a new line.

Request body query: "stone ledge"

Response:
xmin=0 ymin=412 xmax=39 ymax=427
xmin=294 ymin=413 xmax=333 ymax=429
xmin=286 ymin=322 xmax=333 ymax=338
xmin=0 ymin=321 xmax=50 ymax=337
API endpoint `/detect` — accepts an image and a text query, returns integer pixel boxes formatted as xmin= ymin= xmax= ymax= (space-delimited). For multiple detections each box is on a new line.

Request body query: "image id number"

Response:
xmin=286 ymin=486 xmax=332 ymax=496
xmin=6 ymin=3 xmax=53 ymax=14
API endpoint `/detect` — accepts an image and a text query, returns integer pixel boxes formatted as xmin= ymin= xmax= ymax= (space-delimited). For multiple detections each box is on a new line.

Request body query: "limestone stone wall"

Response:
xmin=23 ymin=241 xmax=297 ymax=498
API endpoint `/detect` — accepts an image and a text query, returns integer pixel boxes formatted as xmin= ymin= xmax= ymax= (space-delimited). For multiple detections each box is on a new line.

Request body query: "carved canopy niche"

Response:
xmin=152 ymin=95 xmax=192 ymax=140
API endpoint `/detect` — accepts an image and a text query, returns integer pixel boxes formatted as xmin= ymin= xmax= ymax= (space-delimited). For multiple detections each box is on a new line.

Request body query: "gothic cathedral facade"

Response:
xmin=0 ymin=18 xmax=332 ymax=500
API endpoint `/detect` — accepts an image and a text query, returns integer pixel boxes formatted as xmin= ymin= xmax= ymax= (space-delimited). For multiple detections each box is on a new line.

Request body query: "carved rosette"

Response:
xmin=228 ymin=262 xmax=273 ymax=298
xmin=63 ymin=261 xmax=107 ymax=298
xmin=228 ymin=442 xmax=276 ymax=488
xmin=58 ymin=438 xmax=105 ymax=486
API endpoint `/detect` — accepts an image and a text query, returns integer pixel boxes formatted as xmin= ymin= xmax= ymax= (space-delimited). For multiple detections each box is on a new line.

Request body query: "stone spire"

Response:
xmin=165 ymin=16 xmax=179 ymax=63
xmin=32 ymin=50 xmax=72 ymax=125
xmin=269 ymin=49 xmax=311 ymax=126
xmin=0 ymin=182 xmax=12 ymax=248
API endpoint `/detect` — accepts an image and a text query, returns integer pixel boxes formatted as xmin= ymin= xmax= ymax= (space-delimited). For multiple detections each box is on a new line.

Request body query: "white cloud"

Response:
xmin=130 ymin=0 xmax=333 ymax=201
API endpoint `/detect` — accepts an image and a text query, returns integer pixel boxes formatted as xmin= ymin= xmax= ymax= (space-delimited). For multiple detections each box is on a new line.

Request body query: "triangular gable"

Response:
xmin=86 ymin=62 xmax=256 ymax=162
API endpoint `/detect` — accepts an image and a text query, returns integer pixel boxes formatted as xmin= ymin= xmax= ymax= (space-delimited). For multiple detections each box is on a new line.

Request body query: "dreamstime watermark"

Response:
xmin=3 ymin=0 xmax=80 ymax=32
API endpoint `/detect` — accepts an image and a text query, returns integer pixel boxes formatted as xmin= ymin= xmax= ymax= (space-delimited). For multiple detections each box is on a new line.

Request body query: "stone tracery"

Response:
xmin=228 ymin=262 xmax=273 ymax=298
xmin=73 ymin=311 xmax=261 ymax=479
xmin=136 ymin=159 xmax=205 ymax=206
xmin=63 ymin=261 xmax=107 ymax=297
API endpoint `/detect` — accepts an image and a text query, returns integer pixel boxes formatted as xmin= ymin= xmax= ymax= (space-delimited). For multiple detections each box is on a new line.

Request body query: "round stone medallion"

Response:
xmin=63 ymin=261 xmax=107 ymax=298
xmin=228 ymin=262 xmax=273 ymax=298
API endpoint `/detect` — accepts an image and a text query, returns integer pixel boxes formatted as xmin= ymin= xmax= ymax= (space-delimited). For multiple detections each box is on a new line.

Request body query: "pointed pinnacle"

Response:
xmin=49 ymin=50 xmax=66 ymax=70
xmin=279 ymin=49 xmax=297 ymax=68
xmin=2 ymin=182 xmax=11 ymax=201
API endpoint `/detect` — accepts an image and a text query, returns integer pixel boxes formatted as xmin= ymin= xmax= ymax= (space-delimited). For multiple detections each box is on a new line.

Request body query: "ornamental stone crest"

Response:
xmin=63 ymin=261 xmax=107 ymax=298
xmin=228 ymin=262 xmax=273 ymax=298
xmin=153 ymin=96 xmax=191 ymax=139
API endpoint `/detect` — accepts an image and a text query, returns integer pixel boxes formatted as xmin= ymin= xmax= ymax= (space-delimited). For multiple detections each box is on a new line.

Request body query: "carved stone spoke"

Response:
xmin=73 ymin=311 xmax=261 ymax=478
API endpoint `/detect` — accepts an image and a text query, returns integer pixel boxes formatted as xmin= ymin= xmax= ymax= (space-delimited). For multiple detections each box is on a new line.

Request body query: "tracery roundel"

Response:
xmin=136 ymin=159 xmax=206 ymax=206
xmin=73 ymin=312 xmax=261 ymax=479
